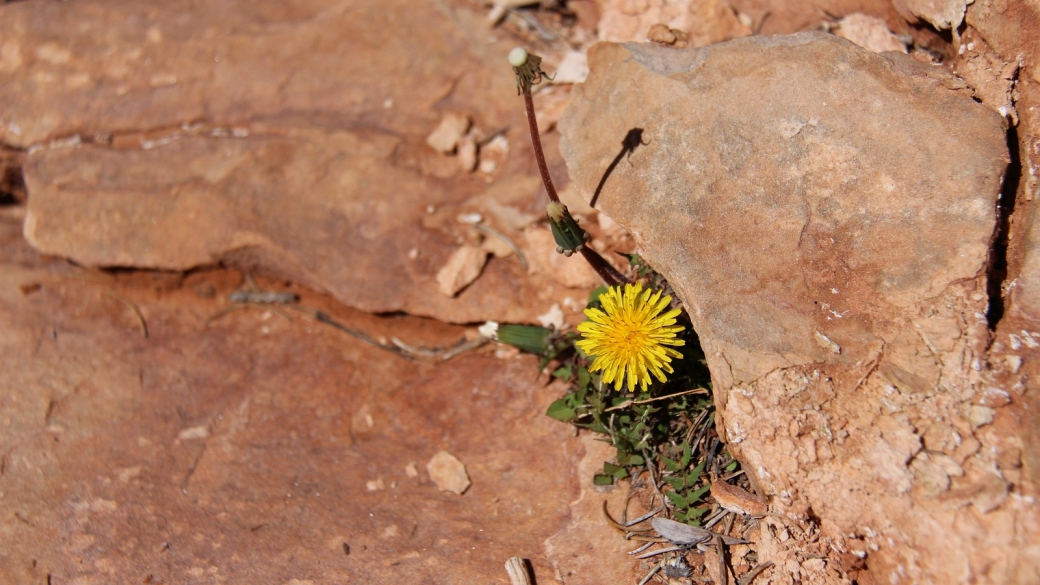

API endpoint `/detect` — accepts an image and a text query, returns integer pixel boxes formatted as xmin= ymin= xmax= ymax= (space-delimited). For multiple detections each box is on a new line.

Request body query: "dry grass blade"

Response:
xmin=390 ymin=336 xmax=488 ymax=362
xmin=604 ymin=387 xmax=709 ymax=412
xmin=715 ymin=533 xmax=727 ymax=585
xmin=101 ymin=290 xmax=148 ymax=338
xmin=474 ymin=223 xmax=527 ymax=269
xmin=602 ymin=501 xmax=667 ymax=542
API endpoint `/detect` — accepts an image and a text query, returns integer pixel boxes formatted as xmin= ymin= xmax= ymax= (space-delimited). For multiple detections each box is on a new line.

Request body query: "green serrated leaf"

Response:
xmin=546 ymin=398 xmax=577 ymax=422
xmin=576 ymin=366 xmax=591 ymax=388
xmin=661 ymin=457 xmax=680 ymax=473
xmin=666 ymin=491 xmax=688 ymax=509
xmin=681 ymin=442 xmax=693 ymax=468
xmin=686 ymin=484 xmax=711 ymax=505
xmin=663 ymin=476 xmax=685 ymax=490
xmin=687 ymin=460 xmax=705 ymax=484
xmin=593 ymin=474 xmax=615 ymax=486
xmin=552 ymin=365 xmax=572 ymax=380
xmin=685 ymin=506 xmax=710 ymax=521
xmin=617 ymin=451 xmax=644 ymax=467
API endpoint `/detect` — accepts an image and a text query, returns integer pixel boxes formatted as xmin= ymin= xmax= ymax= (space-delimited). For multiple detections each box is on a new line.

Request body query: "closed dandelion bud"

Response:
xmin=496 ymin=324 xmax=552 ymax=355
xmin=546 ymin=202 xmax=589 ymax=257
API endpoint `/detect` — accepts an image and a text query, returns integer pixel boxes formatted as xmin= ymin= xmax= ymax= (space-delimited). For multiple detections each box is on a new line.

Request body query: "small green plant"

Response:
xmin=503 ymin=47 xmax=736 ymax=528
xmin=496 ymin=254 xmax=721 ymax=525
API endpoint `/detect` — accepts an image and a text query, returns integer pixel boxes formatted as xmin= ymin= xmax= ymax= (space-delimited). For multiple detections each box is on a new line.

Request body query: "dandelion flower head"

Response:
xmin=576 ymin=282 xmax=685 ymax=392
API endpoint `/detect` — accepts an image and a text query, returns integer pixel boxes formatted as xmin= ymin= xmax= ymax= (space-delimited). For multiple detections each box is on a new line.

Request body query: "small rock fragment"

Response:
xmin=966 ymin=404 xmax=995 ymax=428
xmin=813 ymin=331 xmax=841 ymax=355
xmin=710 ymin=480 xmax=768 ymax=516
xmin=647 ymin=23 xmax=688 ymax=47
xmin=366 ymin=478 xmax=385 ymax=491
xmin=832 ymin=13 xmax=907 ymax=54
xmin=551 ymin=51 xmax=590 ymax=84
xmin=456 ymin=212 xmax=483 ymax=225
xmin=436 ymin=245 xmax=489 ymax=297
xmin=536 ymin=303 xmax=565 ymax=330
xmin=404 ymin=462 xmax=419 ymax=478
xmin=178 ymin=425 xmax=210 ymax=440
xmin=427 ymin=450 xmax=471 ymax=495
xmin=457 ymin=135 xmax=478 ymax=172
xmin=426 ymin=113 xmax=470 ymax=154
xmin=478 ymin=135 xmax=509 ymax=175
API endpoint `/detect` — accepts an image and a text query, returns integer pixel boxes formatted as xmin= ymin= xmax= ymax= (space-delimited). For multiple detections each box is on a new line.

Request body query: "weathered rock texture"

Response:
xmin=561 ymin=35 xmax=1040 ymax=583
xmin=1 ymin=0 xmax=587 ymax=325
xmin=0 ymin=207 xmax=637 ymax=585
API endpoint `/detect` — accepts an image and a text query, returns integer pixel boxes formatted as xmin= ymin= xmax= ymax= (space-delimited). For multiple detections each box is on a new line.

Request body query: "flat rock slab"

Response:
xmin=561 ymin=35 xmax=1039 ymax=583
xmin=562 ymin=34 xmax=1006 ymax=383
xmin=0 ymin=208 xmax=637 ymax=584
xmin=2 ymin=0 xmax=583 ymax=324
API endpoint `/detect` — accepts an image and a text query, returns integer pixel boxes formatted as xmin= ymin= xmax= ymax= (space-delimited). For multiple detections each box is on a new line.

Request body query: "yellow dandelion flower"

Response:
xmin=576 ymin=282 xmax=686 ymax=392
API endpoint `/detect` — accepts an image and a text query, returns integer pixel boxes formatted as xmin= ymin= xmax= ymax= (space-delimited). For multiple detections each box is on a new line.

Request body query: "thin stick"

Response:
xmin=624 ymin=506 xmax=665 ymax=528
xmin=605 ymin=388 xmax=710 ymax=412
xmin=737 ymin=561 xmax=774 ymax=585
xmin=635 ymin=546 xmax=684 ymax=559
xmin=602 ymin=501 xmax=668 ymax=542
xmin=715 ymin=533 xmax=728 ymax=585
xmin=643 ymin=449 xmax=668 ymax=511
xmin=101 ymin=291 xmax=148 ymax=338
xmin=637 ymin=562 xmax=663 ymax=585
xmin=627 ymin=541 xmax=655 ymax=555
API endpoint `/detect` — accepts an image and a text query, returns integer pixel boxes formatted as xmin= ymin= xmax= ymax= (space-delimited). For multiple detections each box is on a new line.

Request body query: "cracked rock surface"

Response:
xmin=2 ymin=0 xmax=589 ymax=325
xmin=561 ymin=33 xmax=1039 ymax=584
xmin=0 ymin=207 xmax=637 ymax=584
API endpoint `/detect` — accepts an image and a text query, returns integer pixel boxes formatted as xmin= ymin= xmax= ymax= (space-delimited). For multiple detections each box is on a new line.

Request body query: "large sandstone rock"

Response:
xmin=561 ymin=35 xmax=1040 ymax=583
xmin=0 ymin=207 xmax=637 ymax=585
xmin=1 ymin=0 xmax=585 ymax=324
